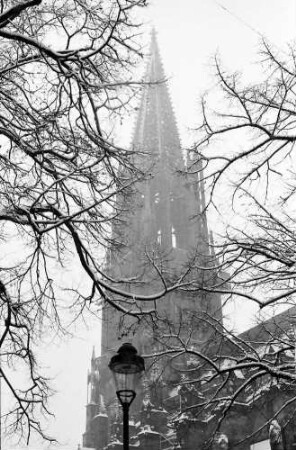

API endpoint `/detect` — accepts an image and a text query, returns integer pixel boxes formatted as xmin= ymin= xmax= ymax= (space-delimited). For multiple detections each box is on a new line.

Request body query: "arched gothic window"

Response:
xmin=157 ymin=229 xmax=162 ymax=245
xmin=172 ymin=226 xmax=177 ymax=248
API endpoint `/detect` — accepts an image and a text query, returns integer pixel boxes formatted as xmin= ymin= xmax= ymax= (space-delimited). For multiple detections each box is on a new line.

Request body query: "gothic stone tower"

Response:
xmin=83 ymin=32 xmax=222 ymax=450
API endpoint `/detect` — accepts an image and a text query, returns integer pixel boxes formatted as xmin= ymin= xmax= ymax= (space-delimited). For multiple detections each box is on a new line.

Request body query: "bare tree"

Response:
xmin=0 ymin=3 xmax=225 ymax=441
xmin=0 ymin=0 xmax=157 ymax=442
xmin=168 ymin=42 xmax=296 ymax=447
xmin=184 ymin=41 xmax=296 ymax=310
xmin=4 ymin=3 xmax=296 ymax=445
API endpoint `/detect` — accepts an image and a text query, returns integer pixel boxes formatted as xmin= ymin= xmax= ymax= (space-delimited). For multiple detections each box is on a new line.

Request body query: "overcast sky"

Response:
xmin=4 ymin=1 xmax=296 ymax=449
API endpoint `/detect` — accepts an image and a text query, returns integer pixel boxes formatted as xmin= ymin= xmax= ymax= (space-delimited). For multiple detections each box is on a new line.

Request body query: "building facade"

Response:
xmin=81 ymin=33 xmax=296 ymax=450
xmin=82 ymin=31 xmax=222 ymax=450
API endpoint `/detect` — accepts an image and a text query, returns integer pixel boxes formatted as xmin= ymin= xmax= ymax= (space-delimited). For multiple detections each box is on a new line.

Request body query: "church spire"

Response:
xmin=85 ymin=32 xmax=223 ymax=450
xmin=130 ymin=31 xmax=208 ymax=251
xmin=147 ymin=28 xmax=166 ymax=83
xmin=132 ymin=30 xmax=183 ymax=170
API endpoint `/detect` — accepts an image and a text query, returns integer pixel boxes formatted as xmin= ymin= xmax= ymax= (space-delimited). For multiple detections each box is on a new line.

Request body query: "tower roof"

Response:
xmin=133 ymin=30 xmax=183 ymax=169
xmin=146 ymin=29 xmax=166 ymax=83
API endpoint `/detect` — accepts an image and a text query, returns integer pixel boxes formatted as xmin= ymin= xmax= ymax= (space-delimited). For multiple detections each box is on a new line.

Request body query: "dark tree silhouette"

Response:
xmin=172 ymin=41 xmax=296 ymax=446
xmin=0 ymin=0 xmax=152 ymax=441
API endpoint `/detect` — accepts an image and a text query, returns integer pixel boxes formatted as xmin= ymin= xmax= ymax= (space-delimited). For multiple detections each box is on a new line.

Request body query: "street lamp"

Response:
xmin=109 ymin=343 xmax=145 ymax=450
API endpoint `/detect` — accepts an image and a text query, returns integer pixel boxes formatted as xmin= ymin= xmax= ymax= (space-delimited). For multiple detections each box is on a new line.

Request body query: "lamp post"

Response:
xmin=109 ymin=343 xmax=145 ymax=450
